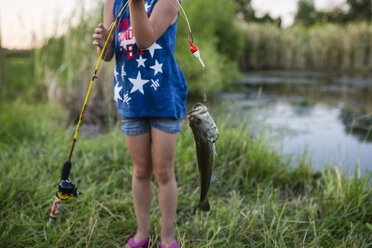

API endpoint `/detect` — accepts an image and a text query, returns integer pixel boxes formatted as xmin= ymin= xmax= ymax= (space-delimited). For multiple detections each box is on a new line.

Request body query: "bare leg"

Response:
xmin=151 ymin=127 xmax=178 ymax=247
xmin=124 ymin=132 xmax=153 ymax=247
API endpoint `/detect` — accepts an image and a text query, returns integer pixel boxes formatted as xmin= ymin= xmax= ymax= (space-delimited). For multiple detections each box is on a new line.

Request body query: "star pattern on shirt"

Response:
xmin=145 ymin=2 xmax=151 ymax=12
xmin=146 ymin=42 xmax=162 ymax=58
xmin=115 ymin=8 xmax=169 ymax=103
xmin=128 ymin=71 xmax=150 ymax=95
xmin=114 ymin=67 xmax=119 ymax=80
xmin=114 ymin=81 xmax=123 ymax=103
xmin=136 ymin=55 xmax=147 ymax=68
xmin=150 ymin=60 xmax=163 ymax=76
xmin=121 ymin=65 xmax=126 ymax=81
xmin=122 ymin=91 xmax=132 ymax=105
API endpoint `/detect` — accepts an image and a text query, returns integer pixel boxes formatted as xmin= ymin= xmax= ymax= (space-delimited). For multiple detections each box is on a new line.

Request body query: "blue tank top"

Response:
xmin=113 ymin=0 xmax=187 ymax=119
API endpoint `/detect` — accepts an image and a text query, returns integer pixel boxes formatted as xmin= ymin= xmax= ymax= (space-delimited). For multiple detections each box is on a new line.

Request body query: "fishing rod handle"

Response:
xmin=61 ymin=161 xmax=72 ymax=180
xmin=48 ymin=196 xmax=62 ymax=222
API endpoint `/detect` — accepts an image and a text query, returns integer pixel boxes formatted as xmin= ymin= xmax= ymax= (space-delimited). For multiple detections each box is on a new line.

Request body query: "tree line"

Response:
xmin=234 ymin=0 xmax=372 ymax=27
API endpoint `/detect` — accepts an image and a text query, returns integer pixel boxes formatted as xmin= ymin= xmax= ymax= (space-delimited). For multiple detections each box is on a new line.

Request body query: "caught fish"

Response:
xmin=187 ymin=103 xmax=219 ymax=211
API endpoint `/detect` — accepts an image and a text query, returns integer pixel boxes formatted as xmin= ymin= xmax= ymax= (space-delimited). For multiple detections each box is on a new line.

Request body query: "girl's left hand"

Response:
xmin=92 ymin=23 xmax=114 ymax=48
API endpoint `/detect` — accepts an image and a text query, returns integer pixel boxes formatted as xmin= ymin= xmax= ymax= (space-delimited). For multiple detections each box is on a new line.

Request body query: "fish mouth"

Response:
xmin=187 ymin=103 xmax=208 ymax=118
xmin=192 ymin=103 xmax=204 ymax=110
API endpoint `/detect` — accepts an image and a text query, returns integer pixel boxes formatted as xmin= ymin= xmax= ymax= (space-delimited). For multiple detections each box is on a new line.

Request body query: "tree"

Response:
xmin=233 ymin=0 xmax=256 ymax=21
xmin=317 ymin=7 xmax=349 ymax=24
xmin=347 ymin=0 xmax=372 ymax=21
xmin=295 ymin=0 xmax=317 ymax=26
xmin=233 ymin=0 xmax=282 ymax=26
xmin=255 ymin=14 xmax=282 ymax=27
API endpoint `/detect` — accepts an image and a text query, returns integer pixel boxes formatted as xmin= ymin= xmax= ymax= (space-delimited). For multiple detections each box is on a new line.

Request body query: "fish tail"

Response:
xmin=198 ymin=197 xmax=210 ymax=212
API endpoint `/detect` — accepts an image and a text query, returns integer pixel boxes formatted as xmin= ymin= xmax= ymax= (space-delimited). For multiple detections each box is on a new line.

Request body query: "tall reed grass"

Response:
xmin=0 ymin=26 xmax=4 ymax=95
xmin=34 ymin=3 xmax=116 ymax=124
xmin=241 ymin=22 xmax=372 ymax=71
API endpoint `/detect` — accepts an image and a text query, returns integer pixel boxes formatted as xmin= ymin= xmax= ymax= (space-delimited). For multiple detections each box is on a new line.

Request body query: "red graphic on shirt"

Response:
xmin=118 ymin=18 xmax=145 ymax=60
xmin=118 ymin=18 xmax=130 ymax=31
xmin=118 ymin=28 xmax=134 ymax=42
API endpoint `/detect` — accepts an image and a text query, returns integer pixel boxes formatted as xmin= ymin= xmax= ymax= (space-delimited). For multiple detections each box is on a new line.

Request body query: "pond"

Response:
xmin=210 ymin=71 xmax=372 ymax=175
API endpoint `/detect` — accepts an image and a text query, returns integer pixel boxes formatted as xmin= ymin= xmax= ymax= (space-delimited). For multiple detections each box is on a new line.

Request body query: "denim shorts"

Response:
xmin=120 ymin=116 xmax=181 ymax=135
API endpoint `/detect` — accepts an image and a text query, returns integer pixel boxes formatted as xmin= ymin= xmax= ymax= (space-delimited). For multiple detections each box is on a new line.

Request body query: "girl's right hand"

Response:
xmin=92 ymin=23 xmax=113 ymax=48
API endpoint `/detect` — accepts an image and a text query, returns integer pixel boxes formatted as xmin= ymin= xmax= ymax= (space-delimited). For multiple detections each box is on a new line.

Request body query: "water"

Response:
xmin=212 ymin=71 xmax=372 ymax=174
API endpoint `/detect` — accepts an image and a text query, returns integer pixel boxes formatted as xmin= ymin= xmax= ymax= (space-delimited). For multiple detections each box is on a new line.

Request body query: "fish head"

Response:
xmin=187 ymin=103 xmax=219 ymax=142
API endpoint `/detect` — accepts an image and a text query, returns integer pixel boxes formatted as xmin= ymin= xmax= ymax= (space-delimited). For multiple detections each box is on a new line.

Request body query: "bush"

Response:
xmin=175 ymin=0 xmax=243 ymax=94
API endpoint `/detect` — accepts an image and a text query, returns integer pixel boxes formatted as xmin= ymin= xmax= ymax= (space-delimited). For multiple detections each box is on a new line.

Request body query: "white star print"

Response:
xmin=128 ymin=71 xmax=150 ymax=95
xmin=113 ymin=82 xmax=123 ymax=103
xmin=150 ymin=60 xmax=163 ymax=76
xmin=121 ymin=65 xmax=126 ymax=81
xmin=136 ymin=56 xmax=147 ymax=68
xmin=145 ymin=42 xmax=162 ymax=58
xmin=145 ymin=2 xmax=151 ymax=12
xmin=114 ymin=67 xmax=119 ymax=80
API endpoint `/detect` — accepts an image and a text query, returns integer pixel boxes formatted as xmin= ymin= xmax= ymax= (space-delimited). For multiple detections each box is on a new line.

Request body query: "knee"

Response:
xmin=154 ymin=164 xmax=174 ymax=185
xmin=133 ymin=164 xmax=152 ymax=181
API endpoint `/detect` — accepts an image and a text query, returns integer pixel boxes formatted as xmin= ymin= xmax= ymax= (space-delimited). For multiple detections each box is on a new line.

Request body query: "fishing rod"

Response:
xmin=47 ymin=0 xmax=131 ymax=226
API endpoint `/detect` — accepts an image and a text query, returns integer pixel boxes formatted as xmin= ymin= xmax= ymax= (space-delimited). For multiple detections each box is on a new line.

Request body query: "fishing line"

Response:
xmin=167 ymin=0 xmax=193 ymax=42
xmin=203 ymin=68 xmax=207 ymax=103
xmin=176 ymin=0 xmax=194 ymax=43
xmin=169 ymin=0 xmax=208 ymax=103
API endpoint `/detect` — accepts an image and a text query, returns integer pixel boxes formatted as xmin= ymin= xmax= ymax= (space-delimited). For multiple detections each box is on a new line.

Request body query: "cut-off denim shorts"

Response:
xmin=120 ymin=116 xmax=181 ymax=135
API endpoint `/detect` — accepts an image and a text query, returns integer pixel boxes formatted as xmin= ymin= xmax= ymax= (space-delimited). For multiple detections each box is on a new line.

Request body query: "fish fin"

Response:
xmin=211 ymin=174 xmax=220 ymax=184
xmin=198 ymin=197 xmax=210 ymax=212
xmin=206 ymin=126 xmax=219 ymax=143
xmin=191 ymin=176 xmax=200 ymax=186
xmin=192 ymin=197 xmax=210 ymax=213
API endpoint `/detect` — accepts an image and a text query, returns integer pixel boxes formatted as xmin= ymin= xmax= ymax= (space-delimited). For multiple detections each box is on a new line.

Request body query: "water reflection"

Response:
xmin=340 ymin=108 xmax=372 ymax=142
xmin=212 ymin=71 xmax=372 ymax=174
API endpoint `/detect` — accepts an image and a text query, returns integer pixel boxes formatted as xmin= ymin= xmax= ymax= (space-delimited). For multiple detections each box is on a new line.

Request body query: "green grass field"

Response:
xmin=0 ymin=98 xmax=371 ymax=247
xmin=2 ymin=51 xmax=35 ymax=102
xmin=1 ymin=11 xmax=372 ymax=245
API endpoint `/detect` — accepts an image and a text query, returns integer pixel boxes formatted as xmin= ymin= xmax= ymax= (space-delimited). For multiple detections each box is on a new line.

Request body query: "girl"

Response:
xmin=92 ymin=0 xmax=186 ymax=247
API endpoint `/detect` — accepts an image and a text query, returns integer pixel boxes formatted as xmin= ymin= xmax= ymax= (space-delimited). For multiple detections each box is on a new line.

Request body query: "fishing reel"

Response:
xmin=48 ymin=162 xmax=82 ymax=223
xmin=56 ymin=161 xmax=82 ymax=200
xmin=48 ymin=179 xmax=80 ymax=224
xmin=57 ymin=179 xmax=81 ymax=200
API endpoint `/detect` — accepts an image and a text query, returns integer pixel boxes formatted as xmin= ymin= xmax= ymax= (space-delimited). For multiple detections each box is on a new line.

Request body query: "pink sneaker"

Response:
xmin=127 ymin=237 xmax=149 ymax=248
xmin=160 ymin=242 xmax=179 ymax=248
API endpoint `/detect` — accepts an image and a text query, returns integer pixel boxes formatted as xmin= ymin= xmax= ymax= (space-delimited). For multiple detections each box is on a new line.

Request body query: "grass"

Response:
xmin=2 ymin=51 xmax=36 ymax=102
xmin=241 ymin=22 xmax=372 ymax=71
xmin=0 ymin=100 xmax=371 ymax=247
xmin=1 ymin=6 xmax=372 ymax=247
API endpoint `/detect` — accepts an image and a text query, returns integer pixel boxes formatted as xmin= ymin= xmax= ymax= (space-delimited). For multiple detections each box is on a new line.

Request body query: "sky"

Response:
xmin=0 ymin=0 xmax=345 ymax=50
xmin=252 ymin=0 xmax=345 ymax=26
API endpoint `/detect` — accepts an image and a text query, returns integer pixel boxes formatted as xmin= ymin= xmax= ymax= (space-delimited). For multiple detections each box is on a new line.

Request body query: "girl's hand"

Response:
xmin=92 ymin=0 xmax=115 ymax=61
xmin=92 ymin=23 xmax=113 ymax=48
